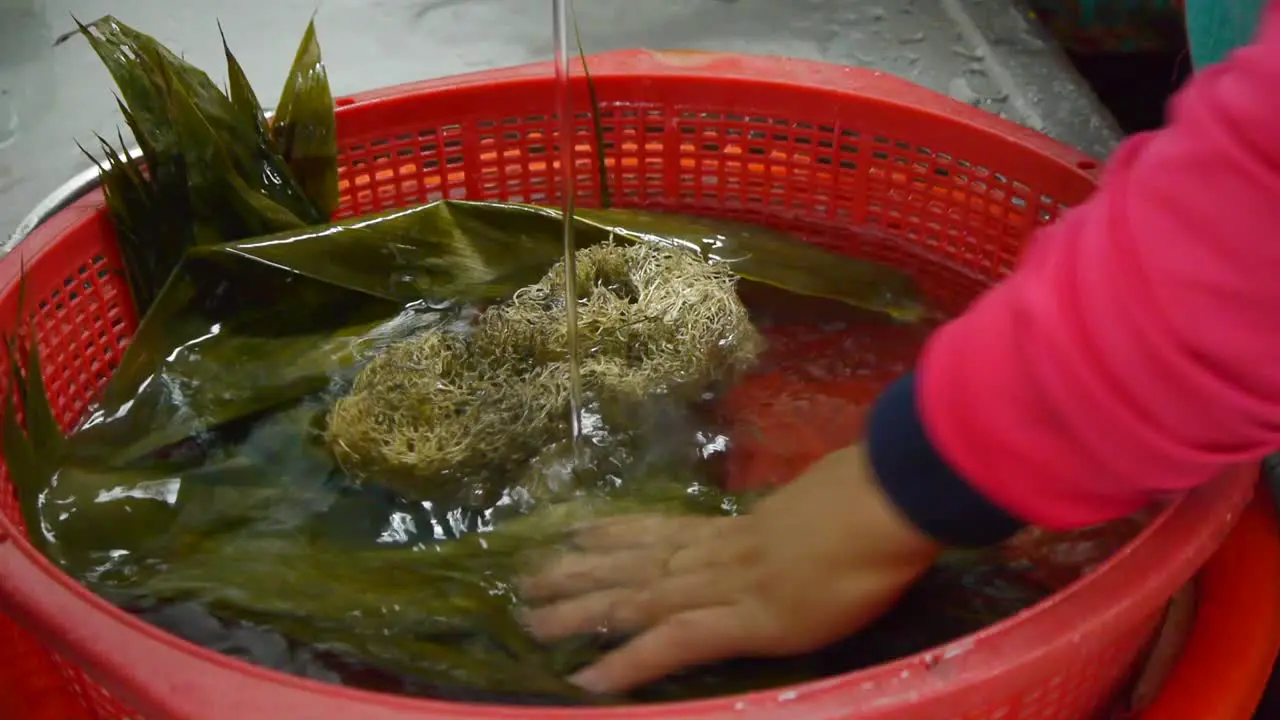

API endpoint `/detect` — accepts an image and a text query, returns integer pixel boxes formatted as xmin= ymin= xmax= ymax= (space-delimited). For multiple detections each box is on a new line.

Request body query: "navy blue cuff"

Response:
xmin=866 ymin=372 xmax=1025 ymax=547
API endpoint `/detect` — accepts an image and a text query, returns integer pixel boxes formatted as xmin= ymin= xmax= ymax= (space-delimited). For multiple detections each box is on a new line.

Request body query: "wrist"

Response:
xmin=866 ymin=372 xmax=1026 ymax=548
xmin=843 ymin=442 xmax=946 ymax=561
xmin=764 ymin=442 xmax=943 ymax=564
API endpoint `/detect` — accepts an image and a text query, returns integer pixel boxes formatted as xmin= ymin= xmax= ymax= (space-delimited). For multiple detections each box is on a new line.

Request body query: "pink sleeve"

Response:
xmin=917 ymin=0 xmax=1280 ymax=530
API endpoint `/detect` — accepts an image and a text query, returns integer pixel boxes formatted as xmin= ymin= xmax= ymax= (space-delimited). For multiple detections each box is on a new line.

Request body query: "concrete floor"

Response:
xmin=0 ymin=0 xmax=1120 ymax=241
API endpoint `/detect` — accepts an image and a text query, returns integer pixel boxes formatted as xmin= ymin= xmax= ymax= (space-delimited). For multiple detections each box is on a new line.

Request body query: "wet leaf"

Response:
xmin=61 ymin=201 xmax=920 ymax=469
xmin=574 ymin=206 xmax=928 ymax=322
xmin=571 ymin=4 xmax=610 ymax=209
xmin=93 ymin=483 xmax=737 ymax=699
xmin=220 ymin=22 xmax=270 ymax=146
xmin=0 ymin=284 xmax=66 ymax=557
xmin=81 ymin=131 xmax=186 ymax=312
xmin=18 ymin=331 xmax=65 ymax=459
xmin=270 ymin=19 xmax=339 ymax=219
xmin=1 ymin=360 xmax=45 ymax=547
xmin=74 ymin=15 xmax=330 ymax=313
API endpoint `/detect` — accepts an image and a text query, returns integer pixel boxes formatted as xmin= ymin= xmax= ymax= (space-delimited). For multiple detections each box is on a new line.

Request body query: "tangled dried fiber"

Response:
xmin=326 ymin=241 xmax=764 ymax=499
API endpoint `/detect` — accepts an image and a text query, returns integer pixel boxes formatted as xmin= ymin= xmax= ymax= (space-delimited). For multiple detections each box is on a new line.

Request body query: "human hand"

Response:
xmin=519 ymin=443 xmax=943 ymax=695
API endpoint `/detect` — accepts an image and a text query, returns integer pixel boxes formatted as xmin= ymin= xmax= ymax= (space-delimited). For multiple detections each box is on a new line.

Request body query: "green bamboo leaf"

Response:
xmin=75 ymin=15 xmax=328 ymax=314
xmin=573 ymin=206 xmax=928 ymax=322
xmin=3 ymin=338 xmax=24 ymax=415
xmin=65 ymin=201 xmax=922 ymax=468
xmin=19 ymin=332 xmax=65 ymax=458
xmin=224 ymin=173 xmax=310 ymax=234
xmin=0 ymin=280 xmax=65 ymax=556
xmin=571 ymin=3 xmax=611 ymax=208
xmin=74 ymin=16 xmax=181 ymax=159
xmin=270 ymin=19 xmax=339 ymax=218
xmin=116 ymin=99 xmax=159 ymax=172
xmin=1 ymin=384 xmax=44 ymax=545
xmin=160 ymin=61 xmax=306 ymax=238
xmin=219 ymin=22 xmax=270 ymax=144
xmin=6 ymin=266 xmax=63 ymax=460
xmin=92 ymin=484 xmax=736 ymax=699
xmin=82 ymin=133 xmax=179 ymax=312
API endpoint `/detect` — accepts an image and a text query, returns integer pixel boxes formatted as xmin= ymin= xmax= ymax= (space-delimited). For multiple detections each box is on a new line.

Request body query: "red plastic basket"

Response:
xmin=1139 ymin=486 xmax=1280 ymax=720
xmin=0 ymin=50 xmax=1255 ymax=720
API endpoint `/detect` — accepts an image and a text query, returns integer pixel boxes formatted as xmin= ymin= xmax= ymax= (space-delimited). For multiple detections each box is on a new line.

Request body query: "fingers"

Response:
xmin=524 ymin=588 xmax=633 ymax=639
xmin=517 ymin=512 xmax=758 ymax=694
xmin=520 ymin=547 xmax=668 ymax=602
xmin=571 ymin=514 xmax=722 ymax=553
xmin=524 ymin=572 xmax=728 ymax=640
xmin=567 ymin=606 xmax=756 ymax=695
xmin=522 ymin=516 xmax=734 ymax=603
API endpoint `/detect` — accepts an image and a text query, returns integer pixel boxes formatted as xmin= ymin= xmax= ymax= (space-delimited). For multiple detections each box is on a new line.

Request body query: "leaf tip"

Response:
xmin=217 ymin=19 xmax=233 ymax=55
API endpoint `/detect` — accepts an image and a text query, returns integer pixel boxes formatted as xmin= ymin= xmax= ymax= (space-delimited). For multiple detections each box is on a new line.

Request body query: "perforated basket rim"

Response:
xmin=0 ymin=50 xmax=1256 ymax=720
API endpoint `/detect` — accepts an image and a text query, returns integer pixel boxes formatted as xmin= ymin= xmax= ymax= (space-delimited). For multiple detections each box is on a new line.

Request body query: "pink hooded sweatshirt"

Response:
xmin=915 ymin=0 xmax=1280 ymax=531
